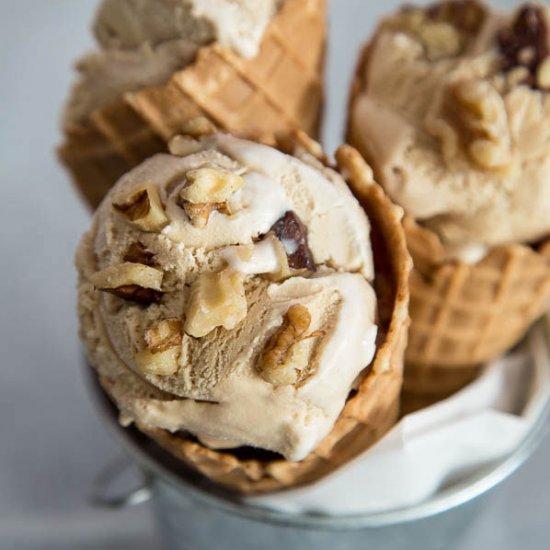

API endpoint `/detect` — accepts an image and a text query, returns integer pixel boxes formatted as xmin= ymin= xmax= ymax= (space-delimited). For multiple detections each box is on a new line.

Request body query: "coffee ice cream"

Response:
xmin=349 ymin=1 xmax=550 ymax=260
xmin=64 ymin=0 xmax=280 ymax=127
xmin=77 ymin=131 xmax=379 ymax=461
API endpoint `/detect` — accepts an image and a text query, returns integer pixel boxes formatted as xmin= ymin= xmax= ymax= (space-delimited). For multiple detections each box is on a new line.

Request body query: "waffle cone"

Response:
xmin=59 ymin=0 xmax=326 ymax=209
xmin=402 ymin=218 xmax=550 ymax=406
xmin=347 ymin=42 xmax=550 ymax=409
xmin=122 ymin=144 xmax=411 ymax=494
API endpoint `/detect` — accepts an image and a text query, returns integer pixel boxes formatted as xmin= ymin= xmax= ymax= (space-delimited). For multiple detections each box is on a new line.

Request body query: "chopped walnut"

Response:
xmin=269 ymin=211 xmax=316 ymax=271
xmin=426 ymin=1 xmax=486 ymax=33
xmin=91 ymin=262 xmax=164 ymax=305
xmin=145 ymin=319 xmax=182 ymax=352
xmin=184 ymin=268 xmax=247 ymax=338
xmin=181 ymin=166 xmax=245 ymax=204
xmin=177 ymin=165 xmax=244 ymax=228
xmin=417 ymin=20 xmax=462 ymax=61
xmin=123 ymin=242 xmax=157 ymax=266
xmin=135 ymin=319 xmax=183 ymax=376
xmin=135 ymin=347 xmax=180 ymax=376
xmin=113 ymin=183 xmax=168 ymax=232
xmin=181 ymin=117 xmax=216 ymax=138
xmin=428 ymin=79 xmax=513 ymax=170
xmin=452 ymin=79 xmax=512 ymax=169
xmin=179 ymin=202 xmax=220 ymax=229
xmin=168 ymin=135 xmax=203 ymax=157
xmin=275 ymin=130 xmax=328 ymax=164
xmin=389 ymin=1 xmax=486 ymax=60
xmin=257 ymin=305 xmax=314 ymax=387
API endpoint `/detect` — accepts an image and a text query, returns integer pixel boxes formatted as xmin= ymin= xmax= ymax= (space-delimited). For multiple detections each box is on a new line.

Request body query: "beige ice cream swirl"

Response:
xmin=350 ymin=0 xmax=550 ymax=261
xmin=77 ymin=131 xmax=378 ymax=461
xmin=64 ymin=0 xmax=280 ymax=127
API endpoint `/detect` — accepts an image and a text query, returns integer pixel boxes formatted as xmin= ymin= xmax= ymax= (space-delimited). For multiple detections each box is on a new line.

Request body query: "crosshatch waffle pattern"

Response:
xmin=403 ymin=217 xmax=550 ymax=408
xmin=93 ymin=145 xmax=411 ymax=495
xmin=59 ymin=0 xmax=326 ymax=209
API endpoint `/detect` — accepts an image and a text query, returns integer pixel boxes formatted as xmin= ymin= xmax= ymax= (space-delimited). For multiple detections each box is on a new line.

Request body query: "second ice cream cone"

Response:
xmin=60 ymin=0 xmax=327 ymax=209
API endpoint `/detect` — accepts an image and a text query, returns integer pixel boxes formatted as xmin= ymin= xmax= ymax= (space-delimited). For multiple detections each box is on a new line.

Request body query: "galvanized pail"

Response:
xmin=88 ymin=317 xmax=550 ymax=550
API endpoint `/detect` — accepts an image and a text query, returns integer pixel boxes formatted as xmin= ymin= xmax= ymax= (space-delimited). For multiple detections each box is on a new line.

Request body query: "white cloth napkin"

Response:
xmin=248 ymin=318 xmax=550 ymax=515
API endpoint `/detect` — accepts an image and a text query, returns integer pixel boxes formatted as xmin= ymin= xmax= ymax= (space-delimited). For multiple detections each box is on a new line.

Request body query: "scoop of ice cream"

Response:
xmin=64 ymin=0 xmax=279 ymax=127
xmin=77 ymin=132 xmax=377 ymax=461
xmin=350 ymin=1 xmax=550 ymax=259
xmin=95 ymin=0 xmax=279 ymax=57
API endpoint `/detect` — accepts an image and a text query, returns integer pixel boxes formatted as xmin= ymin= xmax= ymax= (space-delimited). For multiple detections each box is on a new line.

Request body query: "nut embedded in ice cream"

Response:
xmin=349 ymin=1 xmax=550 ymax=259
xmin=77 ymin=132 xmax=378 ymax=461
xmin=257 ymin=304 xmax=317 ymax=387
xmin=64 ymin=0 xmax=280 ymax=127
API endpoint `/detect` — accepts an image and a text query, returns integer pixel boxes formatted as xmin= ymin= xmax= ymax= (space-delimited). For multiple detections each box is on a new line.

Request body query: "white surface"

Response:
xmin=0 ymin=0 xmax=549 ymax=549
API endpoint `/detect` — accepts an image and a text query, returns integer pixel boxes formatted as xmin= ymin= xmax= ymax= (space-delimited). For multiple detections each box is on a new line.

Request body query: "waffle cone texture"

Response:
xmin=347 ymin=41 xmax=550 ymax=407
xmin=59 ymin=0 xmax=326 ymax=210
xmin=107 ymin=142 xmax=411 ymax=495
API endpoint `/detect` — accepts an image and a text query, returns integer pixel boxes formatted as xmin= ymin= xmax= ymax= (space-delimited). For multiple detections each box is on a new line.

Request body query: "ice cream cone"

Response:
xmin=347 ymin=36 xmax=550 ymax=411
xmin=124 ymin=143 xmax=411 ymax=494
xmin=59 ymin=0 xmax=326 ymax=210
xmin=402 ymin=217 xmax=550 ymax=408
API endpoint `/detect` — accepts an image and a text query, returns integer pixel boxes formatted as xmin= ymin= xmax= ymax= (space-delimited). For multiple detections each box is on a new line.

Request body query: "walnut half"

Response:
xmin=452 ymin=79 xmax=512 ymax=170
xmin=427 ymin=78 xmax=513 ymax=171
xmin=257 ymin=304 xmax=314 ymax=387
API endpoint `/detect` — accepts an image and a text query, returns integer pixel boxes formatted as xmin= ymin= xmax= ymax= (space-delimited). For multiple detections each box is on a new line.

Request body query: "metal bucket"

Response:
xmin=87 ymin=317 xmax=550 ymax=550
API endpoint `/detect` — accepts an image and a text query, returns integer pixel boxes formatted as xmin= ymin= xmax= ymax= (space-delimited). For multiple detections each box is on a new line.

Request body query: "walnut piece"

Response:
xmin=390 ymin=1 xmax=486 ymax=61
xmin=168 ymin=135 xmax=203 ymax=157
xmin=113 ymin=183 xmax=168 ymax=232
xmin=181 ymin=117 xmax=216 ymax=138
xmin=428 ymin=79 xmax=513 ymax=170
xmin=257 ymin=304 xmax=313 ymax=386
xmin=417 ymin=20 xmax=462 ymax=61
xmin=135 ymin=319 xmax=183 ymax=376
xmin=184 ymin=268 xmax=247 ymax=338
xmin=177 ymin=165 xmax=244 ymax=228
xmin=91 ymin=262 xmax=164 ymax=305
xmin=452 ymin=79 xmax=512 ymax=170
xmin=180 ymin=202 xmax=220 ymax=229
xmin=426 ymin=1 xmax=486 ymax=33
xmin=145 ymin=319 xmax=182 ymax=352
xmin=391 ymin=9 xmax=462 ymax=61
xmin=135 ymin=347 xmax=180 ymax=376
xmin=123 ymin=242 xmax=157 ymax=266
xmin=275 ymin=130 xmax=328 ymax=164
xmin=181 ymin=166 xmax=245 ymax=204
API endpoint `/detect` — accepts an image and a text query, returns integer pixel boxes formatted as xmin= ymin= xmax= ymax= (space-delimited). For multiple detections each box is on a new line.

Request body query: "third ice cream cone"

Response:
xmin=347 ymin=0 xmax=550 ymax=408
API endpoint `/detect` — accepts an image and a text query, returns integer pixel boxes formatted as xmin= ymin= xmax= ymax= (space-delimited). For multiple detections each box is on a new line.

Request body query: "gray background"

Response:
xmin=0 ymin=0 xmax=549 ymax=548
